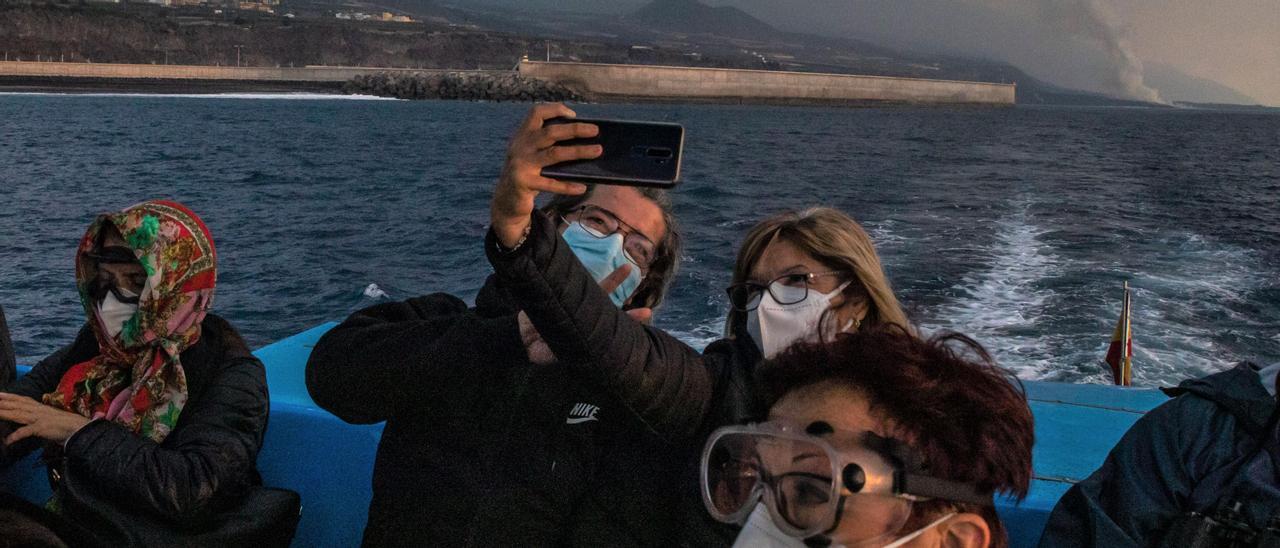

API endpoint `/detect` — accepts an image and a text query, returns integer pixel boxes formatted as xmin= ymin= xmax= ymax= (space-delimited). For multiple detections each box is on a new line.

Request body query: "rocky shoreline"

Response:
xmin=343 ymin=71 xmax=584 ymax=102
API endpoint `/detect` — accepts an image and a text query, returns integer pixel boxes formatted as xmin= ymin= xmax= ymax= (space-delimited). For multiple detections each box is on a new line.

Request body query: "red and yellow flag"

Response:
xmin=1105 ymin=282 xmax=1133 ymax=386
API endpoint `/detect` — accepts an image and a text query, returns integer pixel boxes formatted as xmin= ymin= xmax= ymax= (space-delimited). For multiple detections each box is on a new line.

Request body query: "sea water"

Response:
xmin=1 ymin=94 xmax=1277 ymax=386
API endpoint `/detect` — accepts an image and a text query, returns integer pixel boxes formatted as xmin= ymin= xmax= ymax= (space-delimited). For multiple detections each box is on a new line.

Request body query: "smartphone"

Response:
xmin=541 ymin=118 xmax=684 ymax=188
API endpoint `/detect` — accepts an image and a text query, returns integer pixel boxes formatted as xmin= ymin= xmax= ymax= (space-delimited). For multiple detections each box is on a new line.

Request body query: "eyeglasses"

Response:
xmin=562 ymin=205 xmax=659 ymax=272
xmin=725 ymin=271 xmax=847 ymax=312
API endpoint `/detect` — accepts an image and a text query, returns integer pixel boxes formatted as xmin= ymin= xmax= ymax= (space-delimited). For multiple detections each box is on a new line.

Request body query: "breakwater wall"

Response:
xmin=0 ymin=61 xmax=490 ymax=90
xmin=1 ymin=60 xmax=1016 ymax=106
xmin=344 ymin=71 xmax=582 ymax=102
xmin=518 ymin=60 xmax=1016 ymax=106
xmin=0 ymin=61 xmax=430 ymax=82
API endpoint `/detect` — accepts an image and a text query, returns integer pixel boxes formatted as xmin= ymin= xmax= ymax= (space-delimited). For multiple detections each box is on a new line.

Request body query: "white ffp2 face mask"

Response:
xmin=746 ymin=281 xmax=851 ymax=358
xmin=881 ymin=512 xmax=957 ymax=548
xmin=733 ymin=505 xmax=954 ymax=548
xmin=98 ymin=289 xmax=139 ymax=339
xmin=732 ymin=505 xmax=808 ymax=548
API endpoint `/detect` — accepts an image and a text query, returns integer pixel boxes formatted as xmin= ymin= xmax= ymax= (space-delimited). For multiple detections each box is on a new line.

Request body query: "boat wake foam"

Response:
xmin=919 ymin=209 xmax=1062 ymax=380
xmin=921 ymin=205 xmax=1274 ymax=384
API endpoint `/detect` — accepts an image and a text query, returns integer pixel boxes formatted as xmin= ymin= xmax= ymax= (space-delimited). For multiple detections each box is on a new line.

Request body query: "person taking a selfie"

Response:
xmin=306 ymin=103 xmax=691 ymax=546
xmin=494 ymin=180 xmax=909 ymax=543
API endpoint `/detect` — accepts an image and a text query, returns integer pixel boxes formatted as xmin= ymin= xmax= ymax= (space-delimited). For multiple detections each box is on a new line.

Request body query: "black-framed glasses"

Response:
xmin=725 ymin=271 xmax=847 ymax=312
xmin=562 ymin=205 xmax=659 ymax=271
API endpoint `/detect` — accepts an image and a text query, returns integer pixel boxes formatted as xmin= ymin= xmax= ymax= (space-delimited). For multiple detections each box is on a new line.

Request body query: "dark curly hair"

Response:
xmin=756 ymin=325 xmax=1035 ymax=548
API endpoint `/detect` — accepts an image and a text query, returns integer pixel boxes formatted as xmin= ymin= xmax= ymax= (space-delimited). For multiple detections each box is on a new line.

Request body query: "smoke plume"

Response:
xmin=1036 ymin=0 xmax=1166 ymax=104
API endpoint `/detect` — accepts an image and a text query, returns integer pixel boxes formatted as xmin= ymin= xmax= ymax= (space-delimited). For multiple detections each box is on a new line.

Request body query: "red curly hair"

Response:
xmin=756 ymin=325 xmax=1035 ymax=548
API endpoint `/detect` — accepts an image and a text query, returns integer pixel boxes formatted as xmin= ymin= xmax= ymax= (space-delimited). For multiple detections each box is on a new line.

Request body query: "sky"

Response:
xmin=485 ymin=0 xmax=1278 ymax=106
xmin=1123 ymin=0 xmax=1279 ymax=106
xmin=716 ymin=0 xmax=1280 ymax=106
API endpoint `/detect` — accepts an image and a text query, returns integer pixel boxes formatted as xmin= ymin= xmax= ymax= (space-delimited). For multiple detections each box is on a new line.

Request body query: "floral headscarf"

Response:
xmin=43 ymin=200 xmax=217 ymax=443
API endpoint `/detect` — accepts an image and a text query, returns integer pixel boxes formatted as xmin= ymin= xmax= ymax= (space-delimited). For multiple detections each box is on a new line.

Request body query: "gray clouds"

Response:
xmin=718 ymin=0 xmax=1275 ymax=105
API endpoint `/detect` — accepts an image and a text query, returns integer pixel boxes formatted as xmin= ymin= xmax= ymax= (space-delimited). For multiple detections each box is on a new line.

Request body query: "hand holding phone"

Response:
xmin=491 ymin=104 xmax=598 ymax=249
xmin=541 ymin=117 xmax=685 ymax=188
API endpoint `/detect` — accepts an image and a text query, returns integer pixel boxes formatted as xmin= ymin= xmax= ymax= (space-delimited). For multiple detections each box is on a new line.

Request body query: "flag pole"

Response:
xmin=1105 ymin=280 xmax=1134 ymax=386
xmin=1122 ymin=281 xmax=1132 ymax=386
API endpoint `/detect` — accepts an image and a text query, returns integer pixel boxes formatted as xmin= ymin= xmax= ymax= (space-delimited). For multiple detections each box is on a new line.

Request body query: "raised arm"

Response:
xmin=487 ymin=212 xmax=712 ymax=440
xmin=305 ymin=292 xmax=523 ymax=425
xmin=484 ymin=103 xmax=714 ymax=440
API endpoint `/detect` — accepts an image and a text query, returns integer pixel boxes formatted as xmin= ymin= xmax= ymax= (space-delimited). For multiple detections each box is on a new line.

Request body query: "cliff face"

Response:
xmin=0 ymin=6 xmax=533 ymax=68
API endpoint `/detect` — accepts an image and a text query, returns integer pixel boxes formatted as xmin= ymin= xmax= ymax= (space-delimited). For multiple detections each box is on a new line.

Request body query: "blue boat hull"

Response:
xmin=2 ymin=323 xmax=1170 ymax=547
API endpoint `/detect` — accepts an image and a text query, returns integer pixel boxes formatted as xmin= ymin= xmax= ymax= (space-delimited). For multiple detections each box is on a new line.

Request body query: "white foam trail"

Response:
xmin=663 ymin=317 xmax=726 ymax=353
xmin=0 ymin=92 xmax=400 ymax=101
xmin=363 ymin=283 xmax=390 ymax=299
xmin=920 ymin=210 xmax=1061 ymax=379
xmin=1120 ymin=233 xmax=1270 ymax=382
xmin=923 ymin=215 xmax=1272 ymax=385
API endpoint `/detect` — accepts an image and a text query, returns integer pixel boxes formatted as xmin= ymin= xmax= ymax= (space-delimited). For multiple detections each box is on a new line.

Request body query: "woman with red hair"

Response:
xmin=701 ymin=326 xmax=1035 ymax=548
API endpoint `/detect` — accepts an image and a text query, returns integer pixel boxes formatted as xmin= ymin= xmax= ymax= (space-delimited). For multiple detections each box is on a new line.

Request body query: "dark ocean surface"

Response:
xmin=1 ymin=93 xmax=1277 ymax=387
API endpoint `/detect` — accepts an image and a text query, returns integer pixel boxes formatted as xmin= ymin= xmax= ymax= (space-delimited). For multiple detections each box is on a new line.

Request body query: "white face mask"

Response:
xmin=746 ymin=281 xmax=852 ymax=358
xmin=881 ymin=512 xmax=957 ymax=548
xmin=734 ymin=505 xmax=955 ymax=548
xmin=98 ymin=288 xmax=139 ymax=339
xmin=732 ymin=504 xmax=808 ymax=548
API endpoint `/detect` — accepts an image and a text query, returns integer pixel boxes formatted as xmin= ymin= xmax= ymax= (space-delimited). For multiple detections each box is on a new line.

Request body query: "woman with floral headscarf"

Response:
xmin=0 ymin=201 xmax=278 ymax=544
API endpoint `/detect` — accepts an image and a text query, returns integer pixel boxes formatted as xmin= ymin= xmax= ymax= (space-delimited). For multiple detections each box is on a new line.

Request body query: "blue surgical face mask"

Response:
xmin=562 ymin=221 xmax=644 ymax=308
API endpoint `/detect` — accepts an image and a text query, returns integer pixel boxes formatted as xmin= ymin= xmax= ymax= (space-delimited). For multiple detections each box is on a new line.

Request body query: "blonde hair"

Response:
xmin=726 ymin=207 xmax=909 ymax=338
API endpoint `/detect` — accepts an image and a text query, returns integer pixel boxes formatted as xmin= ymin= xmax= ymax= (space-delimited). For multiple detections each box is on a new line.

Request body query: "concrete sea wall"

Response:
xmin=0 ymin=60 xmax=1016 ymax=106
xmin=0 ymin=61 xmax=438 ymax=82
xmin=518 ymin=60 xmax=1016 ymax=106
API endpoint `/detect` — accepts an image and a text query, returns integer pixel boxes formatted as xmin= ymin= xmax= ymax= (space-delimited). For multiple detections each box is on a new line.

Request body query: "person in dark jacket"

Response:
xmin=0 ymin=200 xmax=272 ymax=545
xmin=492 ymin=195 xmax=911 ymax=544
xmin=1038 ymin=361 xmax=1280 ymax=548
xmin=306 ymin=103 xmax=693 ymax=546
xmin=1 ymin=303 xmax=14 ymax=389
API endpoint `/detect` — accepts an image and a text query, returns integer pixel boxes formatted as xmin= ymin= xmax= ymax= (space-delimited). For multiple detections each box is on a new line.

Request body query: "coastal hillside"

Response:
xmin=0 ymin=1 xmax=1154 ymax=106
xmin=0 ymin=4 xmax=761 ymax=70
xmin=627 ymin=0 xmax=779 ymax=39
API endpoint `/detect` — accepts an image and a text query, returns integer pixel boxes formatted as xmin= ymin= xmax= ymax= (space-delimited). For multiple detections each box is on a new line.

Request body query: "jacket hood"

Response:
xmin=1163 ymin=362 xmax=1275 ymax=437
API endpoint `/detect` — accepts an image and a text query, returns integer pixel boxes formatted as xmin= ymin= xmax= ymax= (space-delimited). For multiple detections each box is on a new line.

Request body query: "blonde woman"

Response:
xmin=491 ymin=197 xmax=907 ymax=544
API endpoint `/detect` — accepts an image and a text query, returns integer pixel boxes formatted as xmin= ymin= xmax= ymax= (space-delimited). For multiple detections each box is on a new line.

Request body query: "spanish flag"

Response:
xmin=1105 ymin=281 xmax=1133 ymax=386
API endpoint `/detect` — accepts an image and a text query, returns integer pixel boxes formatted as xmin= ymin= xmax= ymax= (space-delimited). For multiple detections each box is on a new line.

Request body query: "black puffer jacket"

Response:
xmin=0 ymin=304 xmax=14 ymax=389
xmin=0 ymin=314 xmax=270 ymax=528
xmin=488 ymin=211 xmax=764 ymax=546
xmin=306 ymin=224 xmax=704 ymax=546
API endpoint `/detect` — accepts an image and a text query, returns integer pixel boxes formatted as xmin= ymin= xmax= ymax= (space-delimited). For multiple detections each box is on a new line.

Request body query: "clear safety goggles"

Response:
xmin=700 ymin=421 xmax=991 ymax=546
